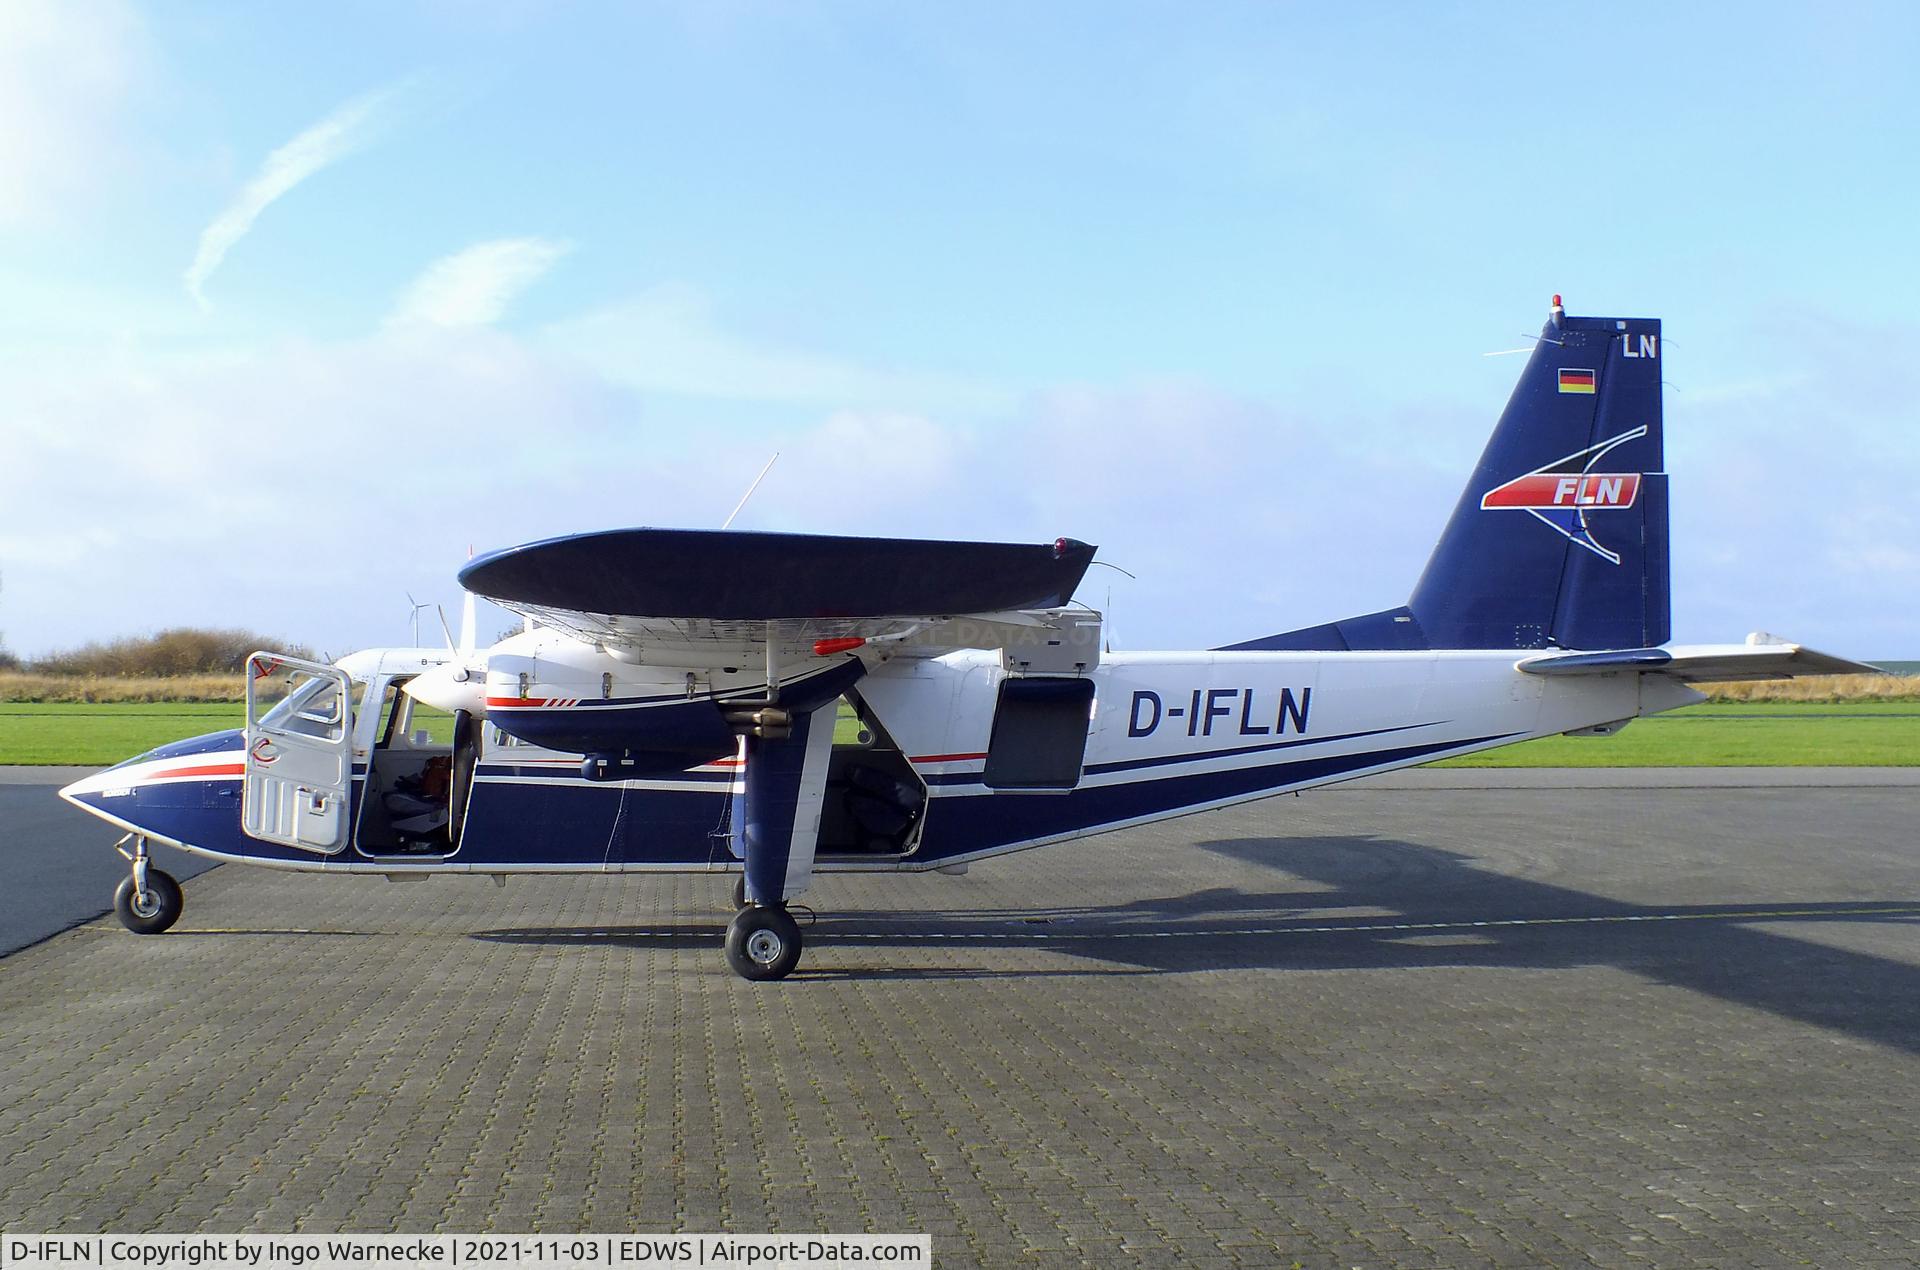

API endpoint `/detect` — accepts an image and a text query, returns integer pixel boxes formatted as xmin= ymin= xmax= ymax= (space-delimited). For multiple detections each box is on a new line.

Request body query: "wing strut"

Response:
xmin=764 ymin=622 xmax=780 ymax=704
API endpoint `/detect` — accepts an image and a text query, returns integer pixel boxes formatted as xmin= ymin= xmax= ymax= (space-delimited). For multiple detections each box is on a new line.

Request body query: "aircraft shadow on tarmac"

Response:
xmin=475 ymin=833 xmax=1920 ymax=1052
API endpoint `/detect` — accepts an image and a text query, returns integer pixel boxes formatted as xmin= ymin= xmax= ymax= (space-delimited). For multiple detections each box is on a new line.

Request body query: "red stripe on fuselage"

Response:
xmin=148 ymin=761 xmax=245 ymax=780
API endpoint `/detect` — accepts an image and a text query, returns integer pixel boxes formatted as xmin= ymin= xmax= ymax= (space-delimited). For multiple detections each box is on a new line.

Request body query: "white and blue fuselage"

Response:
xmin=60 ymin=643 xmax=1698 ymax=875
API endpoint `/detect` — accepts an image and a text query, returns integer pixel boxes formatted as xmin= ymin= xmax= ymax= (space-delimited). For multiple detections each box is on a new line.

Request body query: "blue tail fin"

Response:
xmin=1229 ymin=298 xmax=1669 ymax=652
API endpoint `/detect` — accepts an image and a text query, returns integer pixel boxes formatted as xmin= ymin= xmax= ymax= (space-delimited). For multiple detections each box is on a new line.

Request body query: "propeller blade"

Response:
xmin=459 ymin=591 xmax=477 ymax=658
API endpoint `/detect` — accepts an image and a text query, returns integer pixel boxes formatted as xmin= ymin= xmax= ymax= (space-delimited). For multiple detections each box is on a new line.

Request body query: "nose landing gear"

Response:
xmin=112 ymin=835 xmax=184 ymax=934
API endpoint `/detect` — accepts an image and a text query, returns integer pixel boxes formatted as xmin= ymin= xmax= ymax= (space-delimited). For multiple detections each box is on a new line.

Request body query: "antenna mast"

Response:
xmin=722 ymin=453 xmax=780 ymax=530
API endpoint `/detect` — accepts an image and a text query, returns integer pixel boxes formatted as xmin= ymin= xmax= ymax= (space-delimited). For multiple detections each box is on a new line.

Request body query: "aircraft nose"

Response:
xmin=60 ymin=751 xmax=153 ymax=803
xmin=59 ymin=728 xmax=247 ymax=807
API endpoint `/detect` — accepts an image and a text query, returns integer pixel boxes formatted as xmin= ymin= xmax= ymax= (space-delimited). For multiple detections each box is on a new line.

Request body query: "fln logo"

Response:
xmin=1480 ymin=425 xmax=1649 ymax=565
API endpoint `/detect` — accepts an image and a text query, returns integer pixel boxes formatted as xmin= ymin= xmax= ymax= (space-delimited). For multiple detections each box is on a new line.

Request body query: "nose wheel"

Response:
xmin=114 ymin=869 xmax=183 ymax=934
xmin=112 ymin=834 xmax=184 ymax=934
xmin=725 ymin=905 xmax=803 ymax=980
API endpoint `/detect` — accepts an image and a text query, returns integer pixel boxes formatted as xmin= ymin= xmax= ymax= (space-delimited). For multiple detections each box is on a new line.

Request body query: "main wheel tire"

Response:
xmin=724 ymin=905 xmax=803 ymax=981
xmin=731 ymin=876 xmax=749 ymax=911
xmin=114 ymin=869 xmax=183 ymax=935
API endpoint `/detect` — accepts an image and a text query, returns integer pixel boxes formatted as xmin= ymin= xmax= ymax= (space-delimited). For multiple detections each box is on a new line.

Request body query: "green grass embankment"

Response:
xmin=1433 ymin=701 xmax=1920 ymax=767
xmin=0 ymin=703 xmax=245 ymax=766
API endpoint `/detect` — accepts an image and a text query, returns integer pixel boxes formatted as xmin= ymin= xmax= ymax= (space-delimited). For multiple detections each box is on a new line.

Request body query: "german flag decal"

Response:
xmin=1558 ymin=368 xmax=1596 ymax=394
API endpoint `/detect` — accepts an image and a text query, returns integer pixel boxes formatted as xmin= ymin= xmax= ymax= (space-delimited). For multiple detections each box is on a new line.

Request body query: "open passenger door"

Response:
xmin=242 ymin=652 xmax=353 ymax=855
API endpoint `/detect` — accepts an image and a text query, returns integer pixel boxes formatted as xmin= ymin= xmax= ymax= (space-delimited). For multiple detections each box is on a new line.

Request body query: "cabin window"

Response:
xmin=984 ymin=677 xmax=1095 ymax=790
xmin=403 ymin=700 xmax=457 ymax=748
xmin=381 ymin=692 xmax=456 ymax=749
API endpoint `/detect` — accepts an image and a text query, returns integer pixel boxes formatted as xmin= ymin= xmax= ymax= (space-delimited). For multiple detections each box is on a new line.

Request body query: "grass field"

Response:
xmin=1432 ymin=701 xmax=1920 ymax=767
xmin=0 ymin=702 xmax=245 ymax=765
xmin=3 ymin=699 xmax=1914 ymax=768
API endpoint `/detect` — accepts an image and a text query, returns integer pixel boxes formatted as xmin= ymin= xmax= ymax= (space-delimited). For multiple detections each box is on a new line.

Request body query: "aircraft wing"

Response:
xmin=458 ymin=527 xmax=1100 ymax=657
xmin=1516 ymin=635 xmax=1880 ymax=683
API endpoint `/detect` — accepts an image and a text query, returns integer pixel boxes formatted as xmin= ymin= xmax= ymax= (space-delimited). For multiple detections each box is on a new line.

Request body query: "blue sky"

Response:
xmin=3 ymin=2 xmax=1916 ymax=657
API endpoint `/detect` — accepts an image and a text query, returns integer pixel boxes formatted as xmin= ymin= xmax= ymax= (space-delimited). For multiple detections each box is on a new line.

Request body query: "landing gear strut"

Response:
xmin=113 ymin=834 xmax=183 ymax=934
xmin=719 ymin=655 xmax=855 ymax=981
xmin=725 ymin=905 xmax=803 ymax=981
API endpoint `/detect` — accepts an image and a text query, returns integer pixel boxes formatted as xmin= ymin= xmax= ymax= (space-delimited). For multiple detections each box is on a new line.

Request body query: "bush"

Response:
xmin=28 ymin=628 xmax=314 ymax=677
xmin=0 ymin=672 xmax=246 ymax=703
xmin=1700 ymin=673 xmax=1918 ymax=702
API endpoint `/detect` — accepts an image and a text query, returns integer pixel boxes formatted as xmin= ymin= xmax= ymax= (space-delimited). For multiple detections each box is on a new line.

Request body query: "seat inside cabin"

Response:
xmin=355 ymin=685 xmax=479 ymax=857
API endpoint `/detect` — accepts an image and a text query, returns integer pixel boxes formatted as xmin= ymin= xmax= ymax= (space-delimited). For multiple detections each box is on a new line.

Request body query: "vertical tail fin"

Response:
xmin=1227 ymin=298 xmax=1670 ymax=653
xmin=1410 ymin=299 xmax=1668 ymax=649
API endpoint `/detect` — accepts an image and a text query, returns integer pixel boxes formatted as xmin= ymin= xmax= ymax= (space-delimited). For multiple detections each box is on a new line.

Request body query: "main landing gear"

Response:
xmin=725 ymin=904 xmax=803 ymax=981
xmin=112 ymin=834 xmax=183 ymax=934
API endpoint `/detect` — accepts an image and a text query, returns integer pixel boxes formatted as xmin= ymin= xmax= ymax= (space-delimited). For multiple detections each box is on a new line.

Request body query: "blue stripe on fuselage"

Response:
xmin=69 ymin=732 xmax=1518 ymax=870
xmin=917 ymin=720 xmax=1444 ymax=787
xmin=914 ymin=732 xmax=1518 ymax=860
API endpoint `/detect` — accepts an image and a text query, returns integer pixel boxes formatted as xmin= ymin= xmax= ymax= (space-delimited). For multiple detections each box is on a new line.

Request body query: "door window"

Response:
xmin=251 ymin=663 xmax=346 ymax=741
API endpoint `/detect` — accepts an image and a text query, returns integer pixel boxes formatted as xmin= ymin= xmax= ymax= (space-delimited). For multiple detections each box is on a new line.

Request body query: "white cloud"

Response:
xmin=732 ymin=388 xmax=1457 ymax=650
xmin=184 ymin=84 xmax=403 ymax=309
xmin=1666 ymin=313 xmax=1920 ymax=653
xmin=388 ymin=238 xmax=572 ymax=329
xmin=543 ymin=285 xmax=1011 ymax=414
xmin=6 ymin=297 xmax=1917 ymax=661
xmin=0 ymin=329 xmax=1444 ymax=658
xmin=0 ymin=0 xmax=143 ymax=226
xmin=0 ymin=328 xmax=649 ymax=655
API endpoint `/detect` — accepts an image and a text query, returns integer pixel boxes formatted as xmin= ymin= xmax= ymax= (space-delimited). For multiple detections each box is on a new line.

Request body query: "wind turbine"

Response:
xmin=405 ymin=592 xmax=432 ymax=647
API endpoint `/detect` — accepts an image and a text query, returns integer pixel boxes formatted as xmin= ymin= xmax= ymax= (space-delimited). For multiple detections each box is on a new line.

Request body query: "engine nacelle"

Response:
xmin=477 ymin=630 xmax=864 ymax=763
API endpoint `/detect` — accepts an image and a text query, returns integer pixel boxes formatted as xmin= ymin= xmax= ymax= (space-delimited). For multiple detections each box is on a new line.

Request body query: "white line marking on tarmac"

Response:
xmin=485 ymin=905 xmax=1920 ymax=942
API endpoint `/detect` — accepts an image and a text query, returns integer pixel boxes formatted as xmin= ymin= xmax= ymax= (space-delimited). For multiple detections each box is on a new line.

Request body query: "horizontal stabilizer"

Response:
xmin=1518 ymin=635 xmax=1881 ymax=683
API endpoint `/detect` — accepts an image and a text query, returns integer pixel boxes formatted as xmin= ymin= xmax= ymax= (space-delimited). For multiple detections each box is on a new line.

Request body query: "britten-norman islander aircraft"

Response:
xmin=61 ymin=299 xmax=1875 ymax=979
